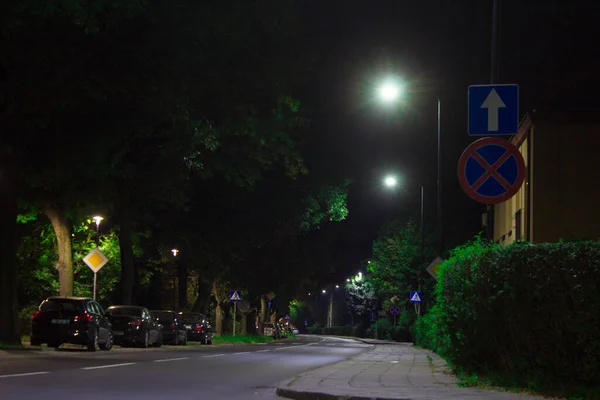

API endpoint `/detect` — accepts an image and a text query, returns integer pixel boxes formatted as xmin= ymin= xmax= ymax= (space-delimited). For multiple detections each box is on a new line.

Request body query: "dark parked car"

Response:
xmin=106 ymin=306 xmax=162 ymax=348
xmin=30 ymin=297 xmax=113 ymax=352
xmin=150 ymin=310 xmax=187 ymax=345
xmin=178 ymin=312 xmax=213 ymax=344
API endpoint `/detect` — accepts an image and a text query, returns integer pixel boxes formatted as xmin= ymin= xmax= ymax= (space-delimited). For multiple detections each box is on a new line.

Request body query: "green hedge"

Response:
xmin=419 ymin=238 xmax=600 ymax=393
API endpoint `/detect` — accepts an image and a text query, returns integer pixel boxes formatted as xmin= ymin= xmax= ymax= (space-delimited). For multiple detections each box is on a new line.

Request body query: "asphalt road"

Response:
xmin=0 ymin=335 xmax=371 ymax=400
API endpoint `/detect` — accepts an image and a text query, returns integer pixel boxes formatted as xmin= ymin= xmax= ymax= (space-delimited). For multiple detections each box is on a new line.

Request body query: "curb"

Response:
xmin=276 ymin=387 xmax=410 ymax=400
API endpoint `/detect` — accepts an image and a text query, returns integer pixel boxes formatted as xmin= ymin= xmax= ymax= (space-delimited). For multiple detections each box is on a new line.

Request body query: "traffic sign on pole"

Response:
xmin=468 ymin=84 xmax=519 ymax=136
xmin=426 ymin=256 xmax=444 ymax=281
xmin=266 ymin=300 xmax=273 ymax=309
xmin=457 ymin=137 xmax=525 ymax=204
xmin=229 ymin=290 xmax=242 ymax=302
xmin=410 ymin=292 xmax=422 ymax=303
xmin=389 ymin=306 xmax=400 ymax=316
xmin=83 ymin=249 xmax=109 ymax=300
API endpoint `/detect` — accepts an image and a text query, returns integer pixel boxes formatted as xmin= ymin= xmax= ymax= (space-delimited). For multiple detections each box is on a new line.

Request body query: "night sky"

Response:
xmin=294 ymin=0 xmax=600 ymax=279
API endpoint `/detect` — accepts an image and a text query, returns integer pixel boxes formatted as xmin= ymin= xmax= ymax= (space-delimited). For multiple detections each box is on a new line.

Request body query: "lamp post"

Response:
xmin=92 ymin=216 xmax=103 ymax=247
xmin=91 ymin=216 xmax=103 ymax=300
xmin=384 ymin=175 xmax=424 ymax=306
xmin=377 ymin=82 xmax=442 ymax=250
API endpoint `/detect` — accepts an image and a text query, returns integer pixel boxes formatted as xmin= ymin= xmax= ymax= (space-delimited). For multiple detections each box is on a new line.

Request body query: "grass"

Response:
xmin=212 ymin=335 xmax=275 ymax=345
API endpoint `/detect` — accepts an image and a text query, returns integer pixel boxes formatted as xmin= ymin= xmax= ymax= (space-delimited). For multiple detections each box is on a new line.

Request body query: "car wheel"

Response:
xmin=141 ymin=330 xmax=149 ymax=348
xmin=153 ymin=333 xmax=162 ymax=348
xmin=182 ymin=334 xmax=187 ymax=346
xmin=87 ymin=330 xmax=99 ymax=352
xmin=100 ymin=332 xmax=113 ymax=351
xmin=174 ymin=332 xmax=179 ymax=346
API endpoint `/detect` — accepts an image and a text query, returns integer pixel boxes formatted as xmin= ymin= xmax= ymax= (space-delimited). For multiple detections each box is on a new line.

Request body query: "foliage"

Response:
xmin=345 ymin=277 xmax=377 ymax=319
xmin=423 ymin=236 xmax=600 ymax=397
xmin=299 ymin=181 xmax=350 ymax=231
xmin=322 ymin=326 xmax=354 ymax=336
xmin=17 ymin=215 xmax=125 ymax=307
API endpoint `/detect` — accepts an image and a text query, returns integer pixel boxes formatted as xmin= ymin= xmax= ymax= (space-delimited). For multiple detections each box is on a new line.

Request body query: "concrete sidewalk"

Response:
xmin=276 ymin=343 xmax=548 ymax=400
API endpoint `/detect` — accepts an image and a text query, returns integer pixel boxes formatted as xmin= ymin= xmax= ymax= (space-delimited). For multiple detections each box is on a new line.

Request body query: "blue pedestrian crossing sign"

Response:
xmin=468 ymin=84 xmax=519 ymax=136
xmin=409 ymin=291 xmax=422 ymax=303
xmin=266 ymin=300 xmax=273 ymax=309
xmin=229 ymin=290 xmax=242 ymax=302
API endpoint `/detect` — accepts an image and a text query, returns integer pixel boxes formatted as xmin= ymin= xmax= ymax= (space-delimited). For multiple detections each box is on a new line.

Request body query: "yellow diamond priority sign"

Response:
xmin=83 ymin=248 xmax=109 ymax=273
xmin=426 ymin=256 xmax=443 ymax=281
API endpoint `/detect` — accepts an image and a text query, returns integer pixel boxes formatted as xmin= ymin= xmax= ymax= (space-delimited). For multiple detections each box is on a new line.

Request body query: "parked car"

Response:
xmin=30 ymin=297 xmax=113 ymax=352
xmin=106 ymin=305 xmax=162 ymax=348
xmin=150 ymin=310 xmax=187 ymax=345
xmin=263 ymin=322 xmax=278 ymax=338
xmin=178 ymin=312 xmax=213 ymax=344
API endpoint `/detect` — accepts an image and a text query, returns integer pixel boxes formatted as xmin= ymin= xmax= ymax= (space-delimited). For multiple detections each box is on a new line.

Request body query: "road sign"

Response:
xmin=284 ymin=314 xmax=291 ymax=320
xmin=265 ymin=291 xmax=276 ymax=301
xmin=410 ymin=292 xmax=422 ymax=303
xmin=458 ymin=137 xmax=525 ymax=204
xmin=389 ymin=306 xmax=400 ymax=316
xmin=83 ymin=248 xmax=108 ymax=273
xmin=468 ymin=84 xmax=519 ymax=135
xmin=229 ymin=290 xmax=242 ymax=302
xmin=266 ymin=300 xmax=273 ymax=309
xmin=426 ymin=256 xmax=444 ymax=281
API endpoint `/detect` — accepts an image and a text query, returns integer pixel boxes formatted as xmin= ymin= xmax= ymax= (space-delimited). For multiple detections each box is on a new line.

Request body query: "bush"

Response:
xmin=387 ymin=324 xmax=411 ymax=342
xmin=323 ymin=326 xmax=353 ymax=336
xmin=306 ymin=322 xmax=323 ymax=334
xmin=430 ymin=237 xmax=600 ymax=393
xmin=366 ymin=319 xmax=392 ymax=339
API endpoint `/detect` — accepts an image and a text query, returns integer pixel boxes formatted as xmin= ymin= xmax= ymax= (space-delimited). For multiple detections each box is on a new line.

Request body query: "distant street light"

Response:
xmin=335 ymin=285 xmax=340 ymax=289
xmin=171 ymin=249 xmax=179 ymax=257
xmin=346 ymin=278 xmax=350 ymax=282
xmin=92 ymin=216 xmax=103 ymax=247
xmin=322 ymin=289 xmax=326 ymax=294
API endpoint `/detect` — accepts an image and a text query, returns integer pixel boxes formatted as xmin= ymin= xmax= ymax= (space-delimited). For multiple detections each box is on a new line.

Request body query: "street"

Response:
xmin=0 ymin=335 xmax=370 ymax=400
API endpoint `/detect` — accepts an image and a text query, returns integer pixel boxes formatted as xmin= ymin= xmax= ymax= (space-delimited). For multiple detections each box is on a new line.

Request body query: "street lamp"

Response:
xmin=171 ymin=249 xmax=179 ymax=257
xmin=377 ymin=80 xmax=442 ymax=250
xmin=383 ymin=175 xmax=425 ymax=311
xmin=384 ymin=175 xmax=397 ymax=188
xmin=92 ymin=216 xmax=103 ymax=247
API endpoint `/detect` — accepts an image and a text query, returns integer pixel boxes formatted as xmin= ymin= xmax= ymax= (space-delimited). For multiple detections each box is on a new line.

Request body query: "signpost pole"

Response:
xmin=233 ymin=302 xmax=237 ymax=337
xmin=93 ymin=272 xmax=97 ymax=300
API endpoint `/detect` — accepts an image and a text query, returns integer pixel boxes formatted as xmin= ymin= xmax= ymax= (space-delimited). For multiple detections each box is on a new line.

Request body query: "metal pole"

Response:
xmin=233 ymin=302 xmax=237 ymax=337
xmin=93 ymin=272 xmax=97 ymax=300
xmin=490 ymin=0 xmax=499 ymax=84
xmin=420 ymin=185 xmax=424 ymax=292
xmin=436 ymin=98 xmax=442 ymax=251
xmin=95 ymin=223 xmax=100 ymax=247
xmin=328 ymin=289 xmax=334 ymax=327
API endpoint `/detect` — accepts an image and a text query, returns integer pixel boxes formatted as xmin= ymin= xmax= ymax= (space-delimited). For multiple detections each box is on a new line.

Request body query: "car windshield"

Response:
xmin=151 ymin=311 xmax=174 ymax=322
xmin=107 ymin=307 xmax=142 ymax=317
xmin=180 ymin=313 xmax=205 ymax=323
xmin=40 ymin=299 xmax=80 ymax=312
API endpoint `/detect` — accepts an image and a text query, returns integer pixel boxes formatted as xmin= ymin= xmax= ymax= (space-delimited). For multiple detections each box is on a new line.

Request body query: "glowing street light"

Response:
xmin=335 ymin=285 xmax=340 ymax=289
xmin=92 ymin=216 xmax=103 ymax=247
xmin=384 ymin=175 xmax=398 ymax=188
xmin=171 ymin=249 xmax=179 ymax=257
xmin=346 ymin=278 xmax=350 ymax=282
xmin=322 ymin=289 xmax=327 ymax=294
xmin=378 ymin=80 xmax=404 ymax=103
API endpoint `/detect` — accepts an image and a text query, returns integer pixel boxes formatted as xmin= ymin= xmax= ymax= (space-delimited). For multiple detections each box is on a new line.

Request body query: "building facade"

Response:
xmin=493 ymin=110 xmax=600 ymax=245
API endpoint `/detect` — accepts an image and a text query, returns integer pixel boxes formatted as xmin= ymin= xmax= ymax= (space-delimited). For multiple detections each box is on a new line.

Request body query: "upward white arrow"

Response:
xmin=481 ymin=88 xmax=506 ymax=131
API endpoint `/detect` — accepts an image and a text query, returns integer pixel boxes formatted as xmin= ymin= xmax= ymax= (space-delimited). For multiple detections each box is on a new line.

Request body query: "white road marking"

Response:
xmin=256 ymin=349 xmax=270 ymax=353
xmin=233 ymin=352 xmax=250 ymax=355
xmin=153 ymin=357 xmax=189 ymax=363
xmin=275 ymin=347 xmax=294 ymax=350
xmin=202 ymin=354 xmax=225 ymax=358
xmin=291 ymin=343 xmax=302 ymax=345
xmin=82 ymin=362 xmax=135 ymax=370
xmin=0 ymin=371 xmax=50 ymax=379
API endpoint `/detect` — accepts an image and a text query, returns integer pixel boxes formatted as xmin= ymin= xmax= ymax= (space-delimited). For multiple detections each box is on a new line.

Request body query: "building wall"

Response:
xmin=494 ymin=110 xmax=600 ymax=244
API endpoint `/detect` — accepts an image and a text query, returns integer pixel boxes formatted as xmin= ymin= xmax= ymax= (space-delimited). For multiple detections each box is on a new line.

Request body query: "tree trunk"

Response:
xmin=191 ymin=278 xmax=210 ymax=313
xmin=259 ymin=296 xmax=266 ymax=335
xmin=118 ymin=180 xmax=135 ymax=305
xmin=0 ymin=173 xmax=20 ymax=344
xmin=241 ymin=313 xmax=248 ymax=335
xmin=43 ymin=205 xmax=73 ymax=297
xmin=212 ymin=280 xmax=223 ymax=336
xmin=178 ymin=264 xmax=187 ymax=310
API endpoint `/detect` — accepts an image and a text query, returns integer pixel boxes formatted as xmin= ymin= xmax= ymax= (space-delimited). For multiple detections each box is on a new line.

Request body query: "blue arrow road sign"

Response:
xmin=266 ymin=300 xmax=273 ymax=309
xmin=229 ymin=290 xmax=242 ymax=302
xmin=468 ymin=84 xmax=519 ymax=136
xmin=410 ymin=291 xmax=422 ymax=303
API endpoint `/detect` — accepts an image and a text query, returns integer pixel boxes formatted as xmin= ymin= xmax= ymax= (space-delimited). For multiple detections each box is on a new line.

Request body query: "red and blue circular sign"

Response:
xmin=389 ymin=306 xmax=400 ymax=316
xmin=457 ymin=137 xmax=525 ymax=204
